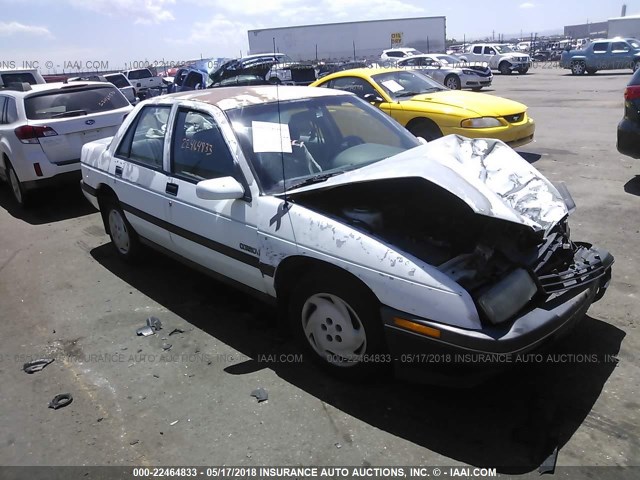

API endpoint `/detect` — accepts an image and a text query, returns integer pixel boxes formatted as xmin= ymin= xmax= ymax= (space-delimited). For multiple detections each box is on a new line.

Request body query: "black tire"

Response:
xmin=289 ymin=269 xmax=389 ymax=379
xmin=444 ymin=74 xmax=461 ymax=90
xmin=471 ymin=87 xmax=483 ymax=91
xmin=268 ymin=77 xmax=281 ymax=85
xmin=571 ymin=61 xmax=586 ymax=75
xmin=586 ymin=67 xmax=597 ymax=75
xmin=499 ymin=61 xmax=512 ymax=75
xmin=518 ymin=67 xmax=529 ymax=74
xmin=633 ymin=60 xmax=640 ymax=72
xmin=409 ymin=119 xmax=443 ymax=142
xmin=103 ymin=197 xmax=142 ymax=262
xmin=5 ymin=160 xmax=29 ymax=207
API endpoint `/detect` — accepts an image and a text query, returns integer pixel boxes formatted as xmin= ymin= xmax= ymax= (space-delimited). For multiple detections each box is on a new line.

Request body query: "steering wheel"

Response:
xmin=340 ymin=135 xmax=365 ymax=150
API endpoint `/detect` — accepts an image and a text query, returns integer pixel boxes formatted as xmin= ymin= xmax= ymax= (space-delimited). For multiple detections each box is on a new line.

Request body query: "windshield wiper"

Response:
xmin=287 ymin=171 xmax=345 ymax=191
xmin=51 ymin=110 xmax=88 ymax=118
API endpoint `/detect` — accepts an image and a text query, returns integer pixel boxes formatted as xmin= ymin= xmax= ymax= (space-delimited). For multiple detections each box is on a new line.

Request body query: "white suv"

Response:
xmin=380 ymin=48 xmax=423 ymax=61
xmin=0 ymin=68 xmax=45 ymax=88
xmin=0 ymin=81 xmax=132 ymax=206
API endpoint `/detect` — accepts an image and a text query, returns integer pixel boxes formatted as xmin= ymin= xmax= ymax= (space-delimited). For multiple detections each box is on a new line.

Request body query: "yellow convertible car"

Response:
xmin=311 ymin=68 xmax=535 ymax=146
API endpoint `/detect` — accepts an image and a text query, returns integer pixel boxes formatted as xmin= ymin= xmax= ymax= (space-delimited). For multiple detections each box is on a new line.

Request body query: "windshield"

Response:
xmin=226 ymin=95 xmax=420 ymax=194
xmin=629 ymin=39 xmax=640 ymax=49
xmin=495 ymin=45 xmax=515 ymax=53
xmin=25 ymin=86 xmax=129 ymax=119
xmin=434 ymin=55 xmax=460 ymax=64
xmin=105 ymin=74 xmax=129 ymax=88
xmin=372 ymin=70 xmax=446 ymax=99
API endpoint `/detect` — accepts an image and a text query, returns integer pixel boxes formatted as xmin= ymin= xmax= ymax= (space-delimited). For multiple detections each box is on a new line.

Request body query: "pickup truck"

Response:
xmin=456 ymin=44 xmax=531 ymax=74
xmin=123 ymin=68 xmax=165 ymax=97
xmin=560 ymin=38 xmax=640 ymax=75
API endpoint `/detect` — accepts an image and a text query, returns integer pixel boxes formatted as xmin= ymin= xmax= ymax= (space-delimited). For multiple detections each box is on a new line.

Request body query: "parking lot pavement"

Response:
xmin=0 ymin=66 xmax=638 ymax=474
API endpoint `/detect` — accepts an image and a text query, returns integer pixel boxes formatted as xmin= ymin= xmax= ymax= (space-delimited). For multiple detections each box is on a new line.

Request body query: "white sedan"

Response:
xmin=80 ymin=86 xmax=613 ymax=382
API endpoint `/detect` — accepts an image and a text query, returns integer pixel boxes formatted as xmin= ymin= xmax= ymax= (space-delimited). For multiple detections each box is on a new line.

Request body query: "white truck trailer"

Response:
xmin=248 ymin=16 xmax=446 ymax=62
xmin=608 ymin=15 xmax=640 ymax=40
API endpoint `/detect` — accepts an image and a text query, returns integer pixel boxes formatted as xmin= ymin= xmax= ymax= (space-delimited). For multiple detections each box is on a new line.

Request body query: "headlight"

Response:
xmin=460 ymin=117 xmax=502 ymax=128
xmin=462 ymin=69 xmax=476 ymax=75
xmin=477 ymin=269 xmax=538 ymax=325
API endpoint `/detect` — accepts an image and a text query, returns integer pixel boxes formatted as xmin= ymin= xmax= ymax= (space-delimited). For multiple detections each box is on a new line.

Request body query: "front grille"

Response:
xmin=503 ymin=112 xmax=525 ymax=123
xmin=537 ymin=258 xmax=609 ymax=294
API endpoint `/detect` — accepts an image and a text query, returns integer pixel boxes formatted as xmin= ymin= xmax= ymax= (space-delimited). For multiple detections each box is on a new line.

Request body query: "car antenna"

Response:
xmin=273 ymin=36 xmax=288 ymax=206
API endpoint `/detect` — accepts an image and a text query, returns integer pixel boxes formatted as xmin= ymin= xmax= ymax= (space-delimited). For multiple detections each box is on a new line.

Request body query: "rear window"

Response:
xmin=105 ymin=74 xmax=129 ymax=88
xmin=1 ymin=72 xmax=38 ymax=85
xmin=24 ymin=85 xmax=129 ymax=120
xmin=128 ymin=69 xmax=152 ymax=80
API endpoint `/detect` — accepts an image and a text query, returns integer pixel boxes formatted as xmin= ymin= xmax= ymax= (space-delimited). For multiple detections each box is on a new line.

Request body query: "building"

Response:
xmin=248 ymin=16 xmax=446 ymax=62
xmin=564 ymin=21 xmax=608 ymax=39
xmin=608 ymin=15 xmax=640 ymax=39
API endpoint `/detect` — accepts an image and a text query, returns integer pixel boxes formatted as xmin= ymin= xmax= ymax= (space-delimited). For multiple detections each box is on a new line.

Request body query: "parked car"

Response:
xmin=617 ymin=67 xmax=640 ymax=158
xmin=123 ymin=68 xmax=165 ymax=98
xmin=0 ymin=68 xmax=45 ymax=88
xmin=209 ymin=54 xmax=316 ymax=86
xmin=311 ymin=68 xmax=534 ymax=145
xmin=456 ymin=43 xmax=531 ymax=74
xmin=0 ymin=81 xmax=132 ymax=205
xmin=396 ymin=54 xmax=493 ymax=91
xmin=316 ymin=61 xmax=368 ymax=79
xmin=380 ymin=48 xmax=423 ymax=61
xmin=170 ymin=67 xmax=207 ymax=93
xmin=79 ymin=86 xmax=612 ymax=381
xmin=68 ymin=74 xmax=137 ymax=105
xmin=561 ymin=38 xmax=640 ymax=75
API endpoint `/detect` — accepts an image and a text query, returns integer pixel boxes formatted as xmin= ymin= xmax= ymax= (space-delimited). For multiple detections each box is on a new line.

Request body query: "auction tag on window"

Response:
xmin=252 ymin=121 xmax=292 ymax=153
xmin=381 ymin=79 xmax=404 ymax=92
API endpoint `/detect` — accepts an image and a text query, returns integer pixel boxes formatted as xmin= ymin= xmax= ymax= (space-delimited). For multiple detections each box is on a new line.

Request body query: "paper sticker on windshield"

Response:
xmin=381 ymin=80 xmax=404 ymax=92
xmin=252 ymin=121 xmax=292 ymax=153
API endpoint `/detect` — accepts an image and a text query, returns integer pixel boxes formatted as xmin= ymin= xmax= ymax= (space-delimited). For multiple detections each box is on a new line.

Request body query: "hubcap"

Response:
xmin=446 ymin=77 xmax=459 ymax=89
xmin=8 ymin=167 xmax=22 ymax=204
xmin=574 ymin=63 xmax=584 ymax=74
xmin=301 ymin=293 xmax=367 ymax=367
xmin=108 ymin=209 xmax=130 ymax=254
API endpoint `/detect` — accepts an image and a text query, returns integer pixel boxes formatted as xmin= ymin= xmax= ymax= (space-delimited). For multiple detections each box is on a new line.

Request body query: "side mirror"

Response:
xmin=196 ymin=176 xmax=244 ymax=200
xmin=363 ymin=93 xmax=384 ymax=103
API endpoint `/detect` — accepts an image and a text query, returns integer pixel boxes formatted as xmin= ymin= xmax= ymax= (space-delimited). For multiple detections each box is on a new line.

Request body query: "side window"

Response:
xmin=484 ymin=47 xmax=495 ymax=55
xmin=0 ymin=97 xmax=7 ymax=124
xmin=116 ymin=105 xmax=171 ymax=169
xmin=330 ymin=76 xmax=376 ymax=99
xmin=593 ymin=42 xmax=608 ymax=53
xmin=402 ymin=58 xmax=417 ymax=66
xmin=473 ymin=46 xmax=483 ymax=54
xmin=171 ymin=109 xmax=235 ymax=181
xmin=5 ymin=98 xmax=17 ymax=123
xmin=612 ymin=42 xmax=630 ymax=52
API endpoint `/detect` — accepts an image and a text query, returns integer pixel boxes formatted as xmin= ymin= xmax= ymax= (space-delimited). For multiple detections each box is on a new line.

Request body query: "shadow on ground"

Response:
xmin=91 ymin=243 xmax=625 ymax=474
xmin=0 ymin=182 xmax=95 ymax=225
xmin=623 ymin=175 xmax=640 ymax=197
xmin=517 ymin=151 xmax=542 ymax=163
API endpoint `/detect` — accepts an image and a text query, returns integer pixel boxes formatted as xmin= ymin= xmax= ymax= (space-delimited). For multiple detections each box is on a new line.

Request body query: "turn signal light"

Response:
xmin=393 ymin=317 xmax=441 ymax=338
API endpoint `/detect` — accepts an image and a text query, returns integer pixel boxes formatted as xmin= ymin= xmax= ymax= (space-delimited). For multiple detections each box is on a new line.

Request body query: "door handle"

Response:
xmin=165 ymin=182 xmax=178 ymax=196
xmin=115 ymin=166 xmax=122 ymax=177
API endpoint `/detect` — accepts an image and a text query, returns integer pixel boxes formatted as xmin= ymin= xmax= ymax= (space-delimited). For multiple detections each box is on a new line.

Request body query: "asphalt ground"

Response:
xmin=0 ymin=65 xmax=638 ymax=479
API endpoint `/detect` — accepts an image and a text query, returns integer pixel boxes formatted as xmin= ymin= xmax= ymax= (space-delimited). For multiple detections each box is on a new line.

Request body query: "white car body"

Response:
xmin=0 ymin=68 xmax=46 ymax=88
xmin=123 ymin=68 xmax=165 ymax=94
xmin=0 ymin=81 xmax=132 ymax=204
xmin=380 ymin=48 xmax=423 ymax=61
xmin=457 ymin=43 xmax=531 ymax=74
xmin=79 ymin=86 xmax=612 ymax=381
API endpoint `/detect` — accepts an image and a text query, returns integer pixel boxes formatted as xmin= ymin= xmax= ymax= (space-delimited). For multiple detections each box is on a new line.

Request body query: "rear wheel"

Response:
xmin=499 ymin=61 xmax=512 ymax=75
xmin=289 ymin=269 xmax=388 ymax=378
xmin=104 ymin=197 xmax=142 ymax=262
xmin=6 ymin=161 xmax=29 ymax=207
xmin=444 ymin=74 xmax=461 ymax=90
xmin=571 ymin=61 xmax=586 ymax=75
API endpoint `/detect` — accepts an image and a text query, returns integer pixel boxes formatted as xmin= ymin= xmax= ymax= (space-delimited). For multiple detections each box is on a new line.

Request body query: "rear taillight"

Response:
xmin=14 ymin=125 xmax=58 ymax=144
xmin=624 ymin=85 xmax=640 ymax=101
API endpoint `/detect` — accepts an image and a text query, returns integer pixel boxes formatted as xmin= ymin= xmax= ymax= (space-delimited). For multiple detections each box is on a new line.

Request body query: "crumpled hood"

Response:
xmin=287 ymin=135 xmax=568 ymax=233
xmin=405 ymin=90 xmax=526 ymax=117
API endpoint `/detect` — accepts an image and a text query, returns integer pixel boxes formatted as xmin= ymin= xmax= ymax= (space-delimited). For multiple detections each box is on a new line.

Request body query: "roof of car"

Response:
xmin=147 ymin=85 xmax=352 ymax=110
xmin=0 ymin=80 xmax=112 ymax=97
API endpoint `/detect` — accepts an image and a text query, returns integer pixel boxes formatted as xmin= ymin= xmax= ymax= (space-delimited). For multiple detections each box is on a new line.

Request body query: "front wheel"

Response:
xmin=518 ymin=67 xmax=529 ymax=74
xmin=104 ymin=198 xmax=142 ymax=262
xmin=409 ymin=120 xmax=443 ymax=142
xmin=289 ymin=270 xmax=388 ymax=378
xmin=444 ymin=74 xmax=462 ymax=90
xmin=499 ymin=61 xmax=512 ymax=75
xmin=571 ymin=61 xmax=586 ymax=75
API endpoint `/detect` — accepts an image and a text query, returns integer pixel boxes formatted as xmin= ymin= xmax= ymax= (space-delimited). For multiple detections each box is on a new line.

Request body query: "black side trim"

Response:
xmin=120 ymin=201 xmax=275 ymax=277
xmin=53 ymin=158 xmax=80 ymax=166
xmin=81 ymin=181 xmax=97 ymax=197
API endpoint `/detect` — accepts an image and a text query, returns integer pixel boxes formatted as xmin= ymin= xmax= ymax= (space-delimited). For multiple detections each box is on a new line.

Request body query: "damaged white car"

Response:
xmin=80 ymin=86 xmax=613 ymax=381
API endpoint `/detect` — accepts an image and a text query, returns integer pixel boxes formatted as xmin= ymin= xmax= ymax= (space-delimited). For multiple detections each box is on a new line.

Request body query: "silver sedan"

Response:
xmin=396 ymin=54 xmax=493 ymax=91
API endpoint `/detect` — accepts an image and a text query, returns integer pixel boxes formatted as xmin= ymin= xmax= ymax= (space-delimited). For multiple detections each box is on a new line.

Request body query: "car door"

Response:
xmin=327 ymin=76 xmax=392 ymax=113
xmin=611 ymin=41 xmax=633 ymax=69
xmin=111 ymin=104 xmax=173 ymax=248
xmin=591 ymin=42 xmax=610 ymax=69
xmin=164 ymin=106 xmax=266 ymax=292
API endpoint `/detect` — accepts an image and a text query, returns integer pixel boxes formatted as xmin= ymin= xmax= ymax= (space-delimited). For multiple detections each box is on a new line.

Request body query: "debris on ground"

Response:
xmin=335 ymin=442 xmax=342 ymax=449
xmin=48 ymin=393 xmax=73 ymax=410
xmin=538 ymin=446 xmax=558 ymax=474
xmin=168 ymin=328 xmax=185 ymax=336
xmin=23 ymin=358 xmax=55 ymax=374
xmin=147 ymin=316 xmax=162 ymax=331
xmin=136 ymin=325 xmax=154 ymax=337
xmin=251 ymin=388 xmax=268 ymax=403
xmin=129 ymin=439 xmax=139 ymax=446
xmin=162 ymin=343 xmax=172 ymax=351
xmin=170 ymin=420 xmax=179 ymax=426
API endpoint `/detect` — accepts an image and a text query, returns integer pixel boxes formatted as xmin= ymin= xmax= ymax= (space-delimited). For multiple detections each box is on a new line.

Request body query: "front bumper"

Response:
xmin=617 ymin=117 xmax=640 ymax=159
xmin=381 ymin=246 xmax=613 ymax=385
xmin=447 ymin=116 xmax=535 ymax=147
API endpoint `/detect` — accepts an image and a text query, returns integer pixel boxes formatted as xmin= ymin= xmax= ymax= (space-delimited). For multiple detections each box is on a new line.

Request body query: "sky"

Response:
xmin=1 ymin=0 xmax=639 ymax=72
